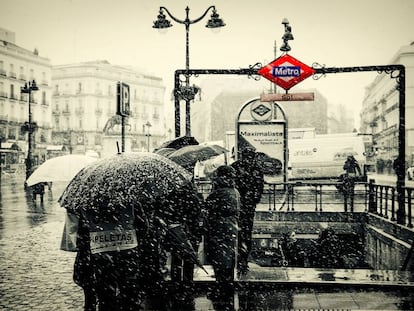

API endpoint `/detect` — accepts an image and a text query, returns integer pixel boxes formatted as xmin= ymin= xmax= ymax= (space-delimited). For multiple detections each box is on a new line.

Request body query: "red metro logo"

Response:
xmin=258 ymin=54 xmax=315 ymax=90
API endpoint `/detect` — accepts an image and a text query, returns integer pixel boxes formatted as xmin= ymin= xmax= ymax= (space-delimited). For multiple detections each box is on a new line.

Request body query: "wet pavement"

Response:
xmin=0 ymin=172 xmax=414 ymax=310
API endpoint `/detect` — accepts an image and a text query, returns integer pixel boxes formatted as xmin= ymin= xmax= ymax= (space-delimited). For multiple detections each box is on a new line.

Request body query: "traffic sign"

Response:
xmin=260 ymin=92 xmax=314 ymax=102
xmin=258 ymin=54 xmax=315 ymax=90
xmin=117 ymin=82 xmax=130 ymax=117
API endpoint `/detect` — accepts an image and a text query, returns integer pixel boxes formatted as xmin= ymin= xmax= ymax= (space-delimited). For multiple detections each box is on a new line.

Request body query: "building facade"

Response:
xmin=51 ymin=60 xmax=167 ymax=155
xmin=191 ymin=84 xmax=331 ymax=143
xmin=360 ymin=42 xmax=414 ymax=169
xmin=0 ymin=27 xmax=52 ymax=169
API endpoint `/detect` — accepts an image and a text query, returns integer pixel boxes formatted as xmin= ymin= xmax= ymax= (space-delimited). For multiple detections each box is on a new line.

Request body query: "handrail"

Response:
xmin=194 ymin=179 xmax=414 ymax=228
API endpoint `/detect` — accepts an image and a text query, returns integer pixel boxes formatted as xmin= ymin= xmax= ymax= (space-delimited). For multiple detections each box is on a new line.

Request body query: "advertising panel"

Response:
xmin=238 ymin=122 xmax=285 ymax=183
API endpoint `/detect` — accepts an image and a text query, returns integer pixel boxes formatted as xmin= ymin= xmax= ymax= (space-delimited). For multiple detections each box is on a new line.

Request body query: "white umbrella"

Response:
xmin=26 ymin=154 xmax=98 ymax=186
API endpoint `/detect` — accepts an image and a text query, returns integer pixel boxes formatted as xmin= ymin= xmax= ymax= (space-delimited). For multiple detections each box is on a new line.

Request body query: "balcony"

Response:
xmin=95 ymin=108 xmax=103 ymax=115
xmin=9 ymin=94 xmax=18 ymax=101
xmin=9 ymin=72 xmax=16 ymax=79
xmin=41 ymin=100 xmax=49 ymax=107
xmin=62 ymin=109 xmax=71 ymax=115
xmin=41 ymin=80 xmax=48 ymax=86
xmin=52 ymin=109 xmax=60 ymax=116
xmin=0 ymin=92 xmax=8 ymax=98
xmin=18 ymin=74 xmax=26 ymax=81
xmin=0 ymin=69 xmax=6 ymax=77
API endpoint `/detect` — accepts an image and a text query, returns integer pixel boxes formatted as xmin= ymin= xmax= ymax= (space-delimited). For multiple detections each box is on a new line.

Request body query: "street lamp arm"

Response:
xmin=160 ymin=5 xmax=217 ymax=25
xmin=160 ymin=6 xmax=186 ymax=25
xmin=188 ymin=6 xmax=216 ymax=25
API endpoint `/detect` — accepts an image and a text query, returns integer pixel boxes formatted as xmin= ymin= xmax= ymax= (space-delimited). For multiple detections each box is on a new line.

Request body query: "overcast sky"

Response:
xmin=1 ymin=0 xmax=413 ymax=127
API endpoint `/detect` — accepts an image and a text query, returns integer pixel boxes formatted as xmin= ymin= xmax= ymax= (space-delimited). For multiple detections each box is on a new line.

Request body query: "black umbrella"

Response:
xmin=156 ymin=136 xmax=199 ymax=150
xmin=156 ymin=217 xmax=208 ymax=274
xmin=168 ymin=144 xmax=228 ymax=170
xmin=58 ymin=152 xmax=205 ymax=270
xmin=59 ymin=152 xmax=192 ymax=215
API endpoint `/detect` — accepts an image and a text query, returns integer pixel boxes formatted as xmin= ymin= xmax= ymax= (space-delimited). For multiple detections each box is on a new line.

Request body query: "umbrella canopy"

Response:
xmin=156 ymin=136 xmax=199 ymax=150
xmin=59 ymin=152 xmax=192 ymax=215
xmin=168 ymin=144 xmax=228 ymax=170
xmin=153 ymin=147 xmax=176 ymax=157
xmin=26 ymin=154 xmax=98 ymax=186
xmin=59 ymin=152 xmax=204 ymax=270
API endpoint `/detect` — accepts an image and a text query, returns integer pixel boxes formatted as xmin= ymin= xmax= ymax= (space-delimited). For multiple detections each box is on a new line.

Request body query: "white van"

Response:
xmin=288 ymin=133 xmax=366 ymax=180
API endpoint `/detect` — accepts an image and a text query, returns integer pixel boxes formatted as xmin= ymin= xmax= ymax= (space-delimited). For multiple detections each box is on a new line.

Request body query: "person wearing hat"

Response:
xmin=231 ymin=147 xmax=264 ymax=276
xmin=205 ymin=165 xmax=240 ymax=310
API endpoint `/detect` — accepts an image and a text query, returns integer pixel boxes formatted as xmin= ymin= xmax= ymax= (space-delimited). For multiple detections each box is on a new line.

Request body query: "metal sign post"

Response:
xmin=116 ymin=82 xmax=130 ymax=153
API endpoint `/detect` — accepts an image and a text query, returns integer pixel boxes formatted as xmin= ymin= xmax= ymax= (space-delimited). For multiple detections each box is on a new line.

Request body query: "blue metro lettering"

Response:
xmin=272 ymin=66 xmax=301 ymax=77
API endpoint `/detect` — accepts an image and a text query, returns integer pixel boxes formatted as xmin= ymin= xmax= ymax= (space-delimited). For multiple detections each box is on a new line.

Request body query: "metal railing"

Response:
xmin=194 ymin=179 xmax=414 ymax=228
xmin=367 ymin=180 xmax=413 ymax=228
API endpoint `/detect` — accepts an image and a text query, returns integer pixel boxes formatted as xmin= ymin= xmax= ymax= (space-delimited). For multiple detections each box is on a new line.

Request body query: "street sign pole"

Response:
xmin=117 ymin=82 xmax=130 ymax=153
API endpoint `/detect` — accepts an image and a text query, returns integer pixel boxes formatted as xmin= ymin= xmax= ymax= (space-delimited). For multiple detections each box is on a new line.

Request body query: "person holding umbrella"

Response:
xmin=205 ymin=165 xmax=240 ymax=310
xmin=231 ymin=147 xmax=264 ymax=276
xmin=73 ymin=195 xmax=149 ymax=311
xmin=59 ymin=152 xmax=206 ymax=310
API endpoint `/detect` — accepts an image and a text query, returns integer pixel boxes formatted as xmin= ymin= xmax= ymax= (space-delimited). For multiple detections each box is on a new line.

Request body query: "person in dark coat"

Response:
xmin=205 ymin=165 xmax=240 ymax=310
xmin=231 ymin=147 xmax=264 ymax=276
xmin=73 ymin=196 xmax=149 ymax=311
xmin=162 ymin=182 xmax=204 ymax=310
xmin=342 ymin=155 xmax=362 ymax=212
xmin=31 ymin=182 xmax=46 ymax=203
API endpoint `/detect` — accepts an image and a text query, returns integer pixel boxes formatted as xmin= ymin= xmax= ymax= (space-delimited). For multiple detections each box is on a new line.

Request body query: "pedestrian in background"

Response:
xmin=205 ymin=165 xmax=240 ymax=310
xmin=342 ymin=155 xmax=361 ymax=212
xmin=231 ymin=147 xmax=264 ymax=276
xmin=31 ymin=182 xmax=45 ymax=203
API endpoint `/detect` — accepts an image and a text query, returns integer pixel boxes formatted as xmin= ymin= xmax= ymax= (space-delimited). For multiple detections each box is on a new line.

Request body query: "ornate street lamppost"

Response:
xmin=21 ymin=80 xmax=39 ymax=180
xmin=153 ymin=6 xmax=225 ymax=137
xmin=145 ymin=121 xmax=152 ymax=152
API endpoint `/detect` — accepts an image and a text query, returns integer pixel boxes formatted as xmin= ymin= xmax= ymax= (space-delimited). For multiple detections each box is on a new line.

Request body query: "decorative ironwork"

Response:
xmin=311 ymin=62 xmax=326 ymax=80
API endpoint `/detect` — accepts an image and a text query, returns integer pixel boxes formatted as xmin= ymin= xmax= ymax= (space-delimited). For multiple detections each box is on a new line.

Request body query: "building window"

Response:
xmin=78 ymin=82 xmax=82 ymax=94
xmin=30 ymin=69 xmax=34 ymax=80
xmin=8 ymin=127 xmax=16 ymax=140
xmin=19 ymin=66 xmax=25 ymax=80
xmin=42 ymin=91 xmax=46 ymax=105
xmin=54 ymin=117 xmax=60 ymax=130
xmin=10 ymin=84 xmax=15 ymax=99
xmin=79 ymin=118 xmax=83 ymax=129
xmin=9 ymin=63 xmax=15 ymax=78
xmin=42 ymin=72 xmax=46 ymax=85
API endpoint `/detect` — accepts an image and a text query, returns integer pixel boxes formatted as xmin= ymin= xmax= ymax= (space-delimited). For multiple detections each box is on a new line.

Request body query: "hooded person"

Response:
xmin=205 ymin=165 xmax=240 ymax=309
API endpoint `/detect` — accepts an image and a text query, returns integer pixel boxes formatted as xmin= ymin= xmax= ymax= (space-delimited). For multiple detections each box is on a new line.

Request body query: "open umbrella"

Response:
xmin=59 ymin=152 xmax=192 ymax=214
xmin=168 ymin=144 xmax=228 ymax=170
xmin=156 ymin=136 xmax=199 ymax=150
xmin=59 ymin=152 xmax=204 ymax=270
xmin=153 ymin=147 xmax=176 ymax=157
xmin=26 ymin=154 xmax=98 ymax=186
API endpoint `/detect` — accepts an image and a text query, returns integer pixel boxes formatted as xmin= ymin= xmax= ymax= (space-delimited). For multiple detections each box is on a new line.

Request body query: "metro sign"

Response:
xmin=258 ymin=54 xmax=315 ymax=90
